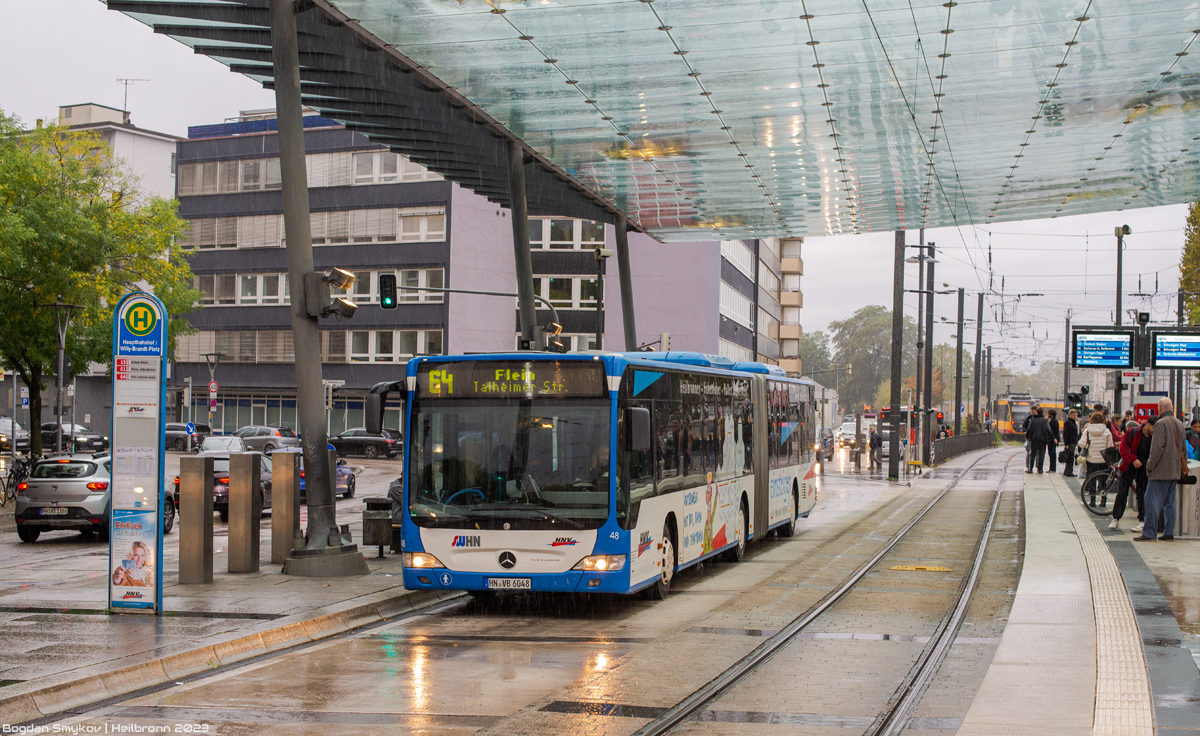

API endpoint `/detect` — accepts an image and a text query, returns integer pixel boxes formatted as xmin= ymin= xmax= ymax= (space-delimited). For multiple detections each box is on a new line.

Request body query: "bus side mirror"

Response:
xmin=627 ymin=407 xmax=651 ymax=453
xmin=366 ymin=381 xmax=399 ymax=436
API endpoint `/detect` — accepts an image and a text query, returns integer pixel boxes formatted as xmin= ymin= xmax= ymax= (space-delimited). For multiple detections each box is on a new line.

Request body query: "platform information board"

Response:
xmin=1072 ymin=331 xmax=1134 ymax=368
xmin=1152 ymin=332 xmax=1200 ymax=369
xmin=109 ymin=293 xmax=167 ymax=613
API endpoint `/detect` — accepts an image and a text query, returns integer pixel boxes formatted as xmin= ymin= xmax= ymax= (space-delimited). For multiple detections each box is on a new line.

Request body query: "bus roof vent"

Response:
xmin=632 ymin=351 xmax=737 ymax=369
xmin=732 ymin=361 xmax=787 ymax=376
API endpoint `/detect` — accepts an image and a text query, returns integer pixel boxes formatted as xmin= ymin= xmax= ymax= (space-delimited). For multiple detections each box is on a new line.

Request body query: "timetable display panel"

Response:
xmin=1072 ymin=331 xmax=1134 ymax=368
xmin=1152 ymin=332 xmax=1200 ymax=369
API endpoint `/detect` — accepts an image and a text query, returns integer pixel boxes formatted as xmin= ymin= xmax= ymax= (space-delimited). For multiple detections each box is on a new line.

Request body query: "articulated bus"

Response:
xmin=365 ymin=352 xmax=819 ymax=599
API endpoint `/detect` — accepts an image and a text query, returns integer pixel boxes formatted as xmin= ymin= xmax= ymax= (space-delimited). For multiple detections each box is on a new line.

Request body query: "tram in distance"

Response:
xmin=994 ymin=393 xmax=1064 ymax=439
xmin=364 ymin=351 xmax=820 ymax=599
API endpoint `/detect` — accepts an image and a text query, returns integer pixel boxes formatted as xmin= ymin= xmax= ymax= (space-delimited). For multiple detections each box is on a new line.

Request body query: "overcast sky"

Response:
xmin=3 ymin=0 xmax=1190 ymax=374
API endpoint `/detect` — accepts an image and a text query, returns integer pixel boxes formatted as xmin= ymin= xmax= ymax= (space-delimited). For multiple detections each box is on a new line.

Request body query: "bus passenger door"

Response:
xmin=752 ymin=377 xmax=770 ymax=541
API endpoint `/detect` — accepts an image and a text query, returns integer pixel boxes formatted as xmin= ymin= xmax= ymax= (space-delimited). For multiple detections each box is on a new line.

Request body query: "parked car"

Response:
xmin=816 ymin=427 xmax=835 ymax=461
xmin=198 ymin=436 xmax=246 ymax=453
xmin=15 ymin=453 xmax=175 ymax=542
xmin=0 ymin=416 xmax=30 ymax=454
xmin=233 ymin=425 xmax=301 ymax=453
xmin=171 ymin=450 xmax=272 ymax=523
xmin=165 ymin=422 xmax=211 ymax=451
xmin=329 ymin=427 xmax=401 ymax=459
xmin=268 ymin=446 xmax=356 ymax=499
xmin=40 ymin=423 xmax=109 ymax=453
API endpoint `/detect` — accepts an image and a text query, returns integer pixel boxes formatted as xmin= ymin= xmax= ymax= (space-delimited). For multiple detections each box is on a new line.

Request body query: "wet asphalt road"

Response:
xmin=21 ymin=449 xmax=1025 ymax=736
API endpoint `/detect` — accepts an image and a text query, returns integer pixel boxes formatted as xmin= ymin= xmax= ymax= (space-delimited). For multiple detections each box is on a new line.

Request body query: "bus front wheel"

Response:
xmin=725 ymin=499 xmax=748 ymax=562
xmin=648 ymin=523 xmax=675 ymax=600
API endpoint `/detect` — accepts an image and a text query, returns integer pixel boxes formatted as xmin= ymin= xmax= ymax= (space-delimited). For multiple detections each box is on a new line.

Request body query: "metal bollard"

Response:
xmin=271 ymin=452 xmax=300 ymax=565
xmin=228 ymin=452 xmax=262 ymax=573
xmin=178 ymin=456 xmax=214 ymax=585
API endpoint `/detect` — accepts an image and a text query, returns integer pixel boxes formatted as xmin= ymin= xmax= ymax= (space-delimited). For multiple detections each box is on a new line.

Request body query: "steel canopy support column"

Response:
xmin=986 ymin=347 xmax=993 ymax=421
xmin=1064 ymin=315 xmax=1071 ymax=412
xmin=923 ymin=246 xmax=936 ymax=465
xmin=888 ymin=231 xmax=904 ymax=481
xmin=271 ymin=0 xmax=335 ymax=553
xmin=1115 ymin=227 xmax=1125 ymax=416
xmin=615 ymin=216 xmax=637 ymax=351
xmin=954 ymin=287 xmax=964 ymax=435
xmin=509 ymin=140 xmax=539 ymax=350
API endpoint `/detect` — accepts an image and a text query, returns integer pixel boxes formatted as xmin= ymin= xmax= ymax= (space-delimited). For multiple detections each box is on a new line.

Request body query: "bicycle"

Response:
xmin=1 ymin=457 xmax=30 ymax=507
xmin=1080 ymin=447 xmax=1121 ymax=516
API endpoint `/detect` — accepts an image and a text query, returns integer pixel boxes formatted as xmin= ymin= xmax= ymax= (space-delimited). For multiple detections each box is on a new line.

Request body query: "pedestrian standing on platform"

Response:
xmin=1023 ymin=408 xmax=1036 ymax=471
xmin=1186 ymin=418 xmax=1200 ymax=460
xmin=1112 ymin=418 xmax=1153 ymax=531
xmin=868 ymin=426 xmax=882 ymax=472
xmin=1105 ymin=406 xmax=1126 ymax=445
xmin=1047 ymin=409 xmax=1060 ymax=473
xmin=1137 ymin=397 xmax=1185 ymax=542
xmin=1079 ymin=410 xmax=1114 ymax=478
xmin=1062 ymin=409 xmax=1081 ymax=477
xmin=1025 ymin=406 xmax=1053 ymax=474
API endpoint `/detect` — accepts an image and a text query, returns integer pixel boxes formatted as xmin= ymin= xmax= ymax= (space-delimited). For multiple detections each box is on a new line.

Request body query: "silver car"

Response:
xmin=14 ymin=453 xmax=176 ymax=543
xmin=233 ymin=425 xmax=301 ymax=453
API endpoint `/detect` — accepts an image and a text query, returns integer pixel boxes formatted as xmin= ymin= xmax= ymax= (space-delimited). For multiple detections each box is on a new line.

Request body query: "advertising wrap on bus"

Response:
xmin=393 ymin=353 xmax=819 ymax=599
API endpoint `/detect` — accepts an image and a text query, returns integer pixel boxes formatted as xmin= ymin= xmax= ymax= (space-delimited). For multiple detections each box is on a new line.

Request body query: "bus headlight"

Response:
xmin=402 ymin=552 xmax=445 ymax=569
xmin=573 ymin=554 xmax=626 ymax=572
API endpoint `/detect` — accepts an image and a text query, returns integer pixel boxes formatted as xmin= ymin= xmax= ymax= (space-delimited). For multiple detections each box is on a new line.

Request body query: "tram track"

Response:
xmin=631 ymin=450 xmax=1015 ymax=736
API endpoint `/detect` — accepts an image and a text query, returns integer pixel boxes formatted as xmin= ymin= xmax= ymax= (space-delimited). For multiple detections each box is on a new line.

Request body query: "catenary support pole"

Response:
xmin=888 ymin=231 xmax=904 ymax=481
xmin=271 ymin=0 xmax=336 ymax=552
xmin=986 ymin=347 xmax=993 ymax=422
xmin=615 ymin=216 xmax=637 ymax=351
xmin=1115 ymin=227 xmax=1124 ymax=416
xmin=509 ymin=140 xmax=539 ymax=350
xmin=1064 ymin=315 xmax=1071 ymax=412
xmin=955 ymin=288 xmax=964 ymax=435
xmin=915 ymin=229 xmax=925 ymax=451
xmin=974 ymin=292 xmax=983 ymax=425
xmin=1176 ymin=290 xmax=1184 ymax=414
xmin=923 ymin=245 xmax=936 ymax=465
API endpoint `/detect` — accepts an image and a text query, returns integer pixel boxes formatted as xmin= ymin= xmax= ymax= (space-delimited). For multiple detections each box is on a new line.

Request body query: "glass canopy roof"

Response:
xmin=109 ymin=0 xmax=1200 ymax=241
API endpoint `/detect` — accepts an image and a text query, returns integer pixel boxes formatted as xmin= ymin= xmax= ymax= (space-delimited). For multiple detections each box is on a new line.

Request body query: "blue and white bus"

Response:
xmin=365 ymin=351 xmax=818 ymax=598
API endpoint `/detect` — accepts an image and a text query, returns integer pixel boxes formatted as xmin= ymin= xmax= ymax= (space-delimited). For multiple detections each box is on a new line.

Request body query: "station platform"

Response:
xmin=959 ymin=470 xmax=1200 ymax=735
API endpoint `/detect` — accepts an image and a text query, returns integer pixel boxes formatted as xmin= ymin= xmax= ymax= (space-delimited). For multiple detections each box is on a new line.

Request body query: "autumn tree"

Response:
xmin=0 ymin=109 xmax=198 ymax=456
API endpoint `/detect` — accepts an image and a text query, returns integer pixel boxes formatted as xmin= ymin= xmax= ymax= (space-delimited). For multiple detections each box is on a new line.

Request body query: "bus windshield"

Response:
xmin=408 ymin=399 xmax=611 ymax=530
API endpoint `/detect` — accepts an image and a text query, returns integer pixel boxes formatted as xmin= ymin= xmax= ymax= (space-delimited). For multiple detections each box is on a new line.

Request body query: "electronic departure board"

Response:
xmin=1072 ymin=331 xmax=1134 ymax=368
xmin=416 ymin=360 xmax=607 ymax=399
xmin=1152 ymin=332 xmax=1200 ymax=369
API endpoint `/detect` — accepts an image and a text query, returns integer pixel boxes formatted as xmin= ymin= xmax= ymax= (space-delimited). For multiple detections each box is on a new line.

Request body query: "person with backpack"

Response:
xmin=1079 ymin=410 xmax=1115 ymax=478
xmin=1113 ymin=418 xmax=1154 ymax=530
xmin=868 ymin=426 xmax=882 ymax=472
xmin=1025 ymin=406 xmax=1054 ymax=475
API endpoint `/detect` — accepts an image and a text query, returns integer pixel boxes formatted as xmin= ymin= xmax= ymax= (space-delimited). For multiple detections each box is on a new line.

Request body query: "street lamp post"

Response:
xmin=38 ymin=298 xmax=83 ymax=454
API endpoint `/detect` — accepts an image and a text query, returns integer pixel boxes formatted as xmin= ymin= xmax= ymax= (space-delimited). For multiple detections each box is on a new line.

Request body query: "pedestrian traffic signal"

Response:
xmin=379 ymin=273 xmax=397 ymax=310
xmin=936 ymin=411 xmax=944 ymax=422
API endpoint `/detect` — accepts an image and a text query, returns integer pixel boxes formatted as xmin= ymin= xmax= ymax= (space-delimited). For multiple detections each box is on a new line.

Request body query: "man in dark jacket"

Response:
xmin=1113 ymin=418 xmax=1154 ymax=530
xmin=1139 ymin=398 xmax=1185 ymax=541
xmin=868 ymin=427 xmax=882 ymax=472
xmin=1025 ymin=407 xmax=1054 ymax=474
xmin=1062 ymin=409 xmax=1081 ymax=477
xmin=1047 ymin=409 xmax=1061 ymax=472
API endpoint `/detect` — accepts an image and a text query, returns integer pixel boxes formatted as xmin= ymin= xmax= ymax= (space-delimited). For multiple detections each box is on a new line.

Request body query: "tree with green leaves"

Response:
xmin=796 ymin=329 xmax=831 ymax=376
xmin=0 ymin=109 xmax=198 ymax=456
xmin=1181 ymin=202 xmax=1200 ymax=324
xmin=828 ymin=305 xmax=916 ymax=413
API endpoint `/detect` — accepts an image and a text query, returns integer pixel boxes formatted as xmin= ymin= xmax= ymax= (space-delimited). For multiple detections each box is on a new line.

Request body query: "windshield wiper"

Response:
xmin=469 ymin=501 xmax=586 ymax=530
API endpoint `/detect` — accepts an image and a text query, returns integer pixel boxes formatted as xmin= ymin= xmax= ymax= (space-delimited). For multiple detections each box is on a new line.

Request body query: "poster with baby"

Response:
xmin=109 ymin=509 xmax=157 ymax=608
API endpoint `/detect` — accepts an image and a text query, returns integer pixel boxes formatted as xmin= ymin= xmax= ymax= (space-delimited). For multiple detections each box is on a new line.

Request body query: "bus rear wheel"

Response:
xmin=777 ymin=490 xmax=797 ymax=538
xmin=725 ymin=500 xmax=748 ymax=562
xmin=648 ymin=523 xmax=675 ymax=600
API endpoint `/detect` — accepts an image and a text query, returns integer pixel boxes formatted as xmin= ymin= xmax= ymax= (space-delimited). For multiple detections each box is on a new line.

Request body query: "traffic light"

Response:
xmin=936 ymin=411 xmax=944 ymax=423
xmin=379 ymin=273 xmax=397 ymax=309
xmin=1080 ymin=385 xmax=1089 ymax=395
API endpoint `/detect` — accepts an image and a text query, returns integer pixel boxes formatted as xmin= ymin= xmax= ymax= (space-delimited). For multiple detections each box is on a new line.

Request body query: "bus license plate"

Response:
xmin=40 ymin=508 xmax=68 ymax=515
xmin=486 ymin=578 xmax=531 ymax=590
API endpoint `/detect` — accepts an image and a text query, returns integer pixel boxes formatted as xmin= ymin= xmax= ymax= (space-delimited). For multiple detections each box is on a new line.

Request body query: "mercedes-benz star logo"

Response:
xmin=498 ymin=551 xmax=517 ymax=569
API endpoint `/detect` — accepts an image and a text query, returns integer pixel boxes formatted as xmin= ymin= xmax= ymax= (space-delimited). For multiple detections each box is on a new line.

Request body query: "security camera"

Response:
xmin=594 ymin=248 xmax=615 ymax=259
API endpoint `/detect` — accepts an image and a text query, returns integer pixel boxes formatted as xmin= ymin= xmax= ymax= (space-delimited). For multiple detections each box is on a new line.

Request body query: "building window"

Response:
xmin=518 ymin=333 xmax=598 ymax=352
xmin=721 ymin=240 xmax=755 ymax=281
xmin=719 ymin=339 xmax=753 ymax=363
xmin=349 ymin=329 xmax=443 ymax=362
xmin=720 ymin=282 xmax=753 ymax=328
xmin=180 ymin=207 xmax=446 ymax=251
xmin=532 ymin=276 xmax=599 ymax=309
xmin=758 ymin=262 xmax=780 ymax=299
xmin=527 ymin=218 xmax=607 ymax=250
xmin=178 ymin=149 xmax=441 ymax=196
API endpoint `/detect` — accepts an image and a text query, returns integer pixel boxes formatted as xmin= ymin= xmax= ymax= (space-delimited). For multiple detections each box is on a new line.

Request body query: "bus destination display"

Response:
xmin=1153 ymin=333 xmax=1200 ymax=369
xmin=1073 ymin=332 xmax=1133 ymax=368
xmin=416 ymin=361 xmax=606 ymax=398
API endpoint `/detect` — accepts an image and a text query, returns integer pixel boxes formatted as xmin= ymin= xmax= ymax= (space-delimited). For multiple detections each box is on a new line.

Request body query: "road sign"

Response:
xmin=20 ymin=385 xmax=28 ymax=409
xmin=185 ymin=422 xmax=195 ymax=435
xmin=209 ymin=399 xmax=218 ymax=408
xmin=208 ymin=381 xmax=219 ymax=393
xmin=110 ymin=292 xmax=167 ymax=615
xmin=1121 ymin=370 xmax=1145 ymax=386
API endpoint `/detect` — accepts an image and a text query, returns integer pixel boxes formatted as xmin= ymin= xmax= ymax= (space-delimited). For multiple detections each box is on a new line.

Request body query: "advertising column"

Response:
xmin=109 ymin=293 xmax=168 ymax=613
